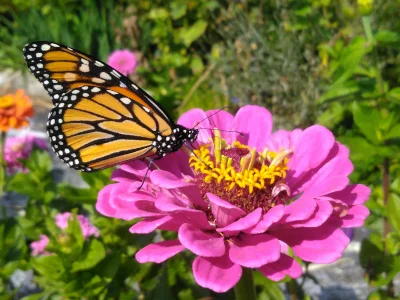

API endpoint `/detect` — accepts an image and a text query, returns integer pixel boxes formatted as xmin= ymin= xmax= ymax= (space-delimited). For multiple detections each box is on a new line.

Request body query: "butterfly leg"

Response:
xmin=137 ymin=156 xmax=162 ymax=190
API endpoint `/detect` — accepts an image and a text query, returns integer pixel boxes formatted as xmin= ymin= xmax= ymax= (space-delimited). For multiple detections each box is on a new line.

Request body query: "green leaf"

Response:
xmin=317 ymin=80 xmax=359 ymax=103
xmin=352 ymin=102 xmax=382 ymax=144
xmin=179 ymin=20 xmax=208 ymax=46
xmin=387 ymin=194 xmax=400 ymax=233
xmin=254 ymin=272 xmax=285 ymax=300
xmin=32 ymin=255 xmax=64 ymax=279
xmin=71 ymin=239 xmax=106 ymax=272
xmin=387 ymin=87 xmax=400 ymax=103
xmin=338 ymin=136 xmax=377 ymax=161
xmin=375 ymin=30 xmax=400 ymax=46
xmin=385 ymin=124 xmax=400 ymax=140
xmin=96 ymin=252 xmax=120 ymax=282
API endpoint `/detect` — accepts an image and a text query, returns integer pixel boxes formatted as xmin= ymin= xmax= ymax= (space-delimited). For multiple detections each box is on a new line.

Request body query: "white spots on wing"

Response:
xmin=26 ymin=55 xmax=32 ymax=59
xmin=157 ymin=135 xmax=162 ymax=141
xmin=91 ymin=87 xmax=100 ymax=92
xmin=50 ymin=43 xmax=60 ymax=47
xmin=41 ymin=44 xmax=51 ymax=51
xmin=37 ymin=63 xmax=43 ymax=68
xmin=53 ymin=94 xmax=60 ymax=100
xmin=58 ymin=119 xmax=63 ymax=124
xmin=29 ymin=48 xmax=35 ymax=51
xmin=72 ymin=90 xmax=80 ymax=94
xmin=81 ymin=58 xmax=89 ymax=65
xmin=64 ymin=72 xmax=77 ymax=81
xmin=74 ymin=159 xmax=79 ymax=165
xmin=83 ymin=93 xmax=89 ymax=97
xmin=35 ymin=53 xmax=43 ymax=58
xmin=82 ymin=86 xmax=88 ymax=90
xmin=65 ymin=149 xmax=70 ymax=154
xmin=71 ymin=95 xmax=77 ymax=101
xmin=30 ymin=66 xmax=35 ymax=70
xmin=143 ymin=106 xmax=150 ymax=113
xmin=107 ymin=90 xmax=118 ymax=95
xmin=50 ymin=119 xmax=55 ymax=125
xmin=80 ymin=64 xmax=90 ymax=73
xmin=100 ymin=72 xmax=111 ymax=80
xmin=92 ymin=77 xmax=105 ymax=83
xmin=120 ymin=97 xmax=131 ymax=104
xmin=59 ymin=103 xmax=65 ymax=107
xmin=44 ymin=74 xmax=50 ymax=78
xmin=58 ymin=150 xmax=63 ymax=156
xmin=120 ymin=82 xmax=127 ymax=88
xmin=131 ymin=83 xmax=138 ymax=90
xmin=54 ymin=85 xmax=63 ymax=90
xmin=111 ymin=70 xmax=121 ymax=78
xmin=95 ymin=61 xmax=104 ymax=67
xmin=48 ymin=88 xmax=53 ymax=93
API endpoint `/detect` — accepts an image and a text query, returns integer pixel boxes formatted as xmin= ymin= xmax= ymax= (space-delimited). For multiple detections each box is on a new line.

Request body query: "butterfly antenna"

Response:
xmin=196 ymin=127 xmax=244 ymax=137
xmin=191 ymin=106 xmax=230 ymax=129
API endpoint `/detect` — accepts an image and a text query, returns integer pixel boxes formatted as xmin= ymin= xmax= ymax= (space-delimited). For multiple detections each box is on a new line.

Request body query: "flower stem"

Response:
xmin=234 ymin=268 xmax=257 ymax=300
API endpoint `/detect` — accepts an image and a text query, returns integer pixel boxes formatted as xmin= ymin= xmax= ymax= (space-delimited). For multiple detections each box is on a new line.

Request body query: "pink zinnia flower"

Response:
xmin=30 ymin=235 xmax=50 ymax=256
xmin=107 ymin=49 xmax=137 ymax=76
xmin=4 ymin=134 xmax=48 ymax=174
xmin=55 ymin=212 xmax=99 ymax=239
xmin=96 ymin=105 xmax=370 ymax=293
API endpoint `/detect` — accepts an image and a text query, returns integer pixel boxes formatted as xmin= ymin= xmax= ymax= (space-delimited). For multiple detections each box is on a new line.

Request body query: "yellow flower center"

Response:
xmin=0 ymin=96 xmax=15 ymax=109
xmin=189 ymin=130 xmax=292 ymax=213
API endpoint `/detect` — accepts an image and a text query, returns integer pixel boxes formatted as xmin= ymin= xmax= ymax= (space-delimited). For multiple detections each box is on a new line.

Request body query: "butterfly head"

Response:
xmin=173 ymin=125 xmax=198 ymax=144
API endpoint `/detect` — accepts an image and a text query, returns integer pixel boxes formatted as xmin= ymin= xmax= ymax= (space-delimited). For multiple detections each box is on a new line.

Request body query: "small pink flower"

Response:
xmin=55 ymin=212 xmax=99 ymax=239
xmin=30 ymin=235 xmax=50 ymax=256
xmin=96 ymin=105 xmax=370 ymax=293
xmin=4 ymin=134 xmax=48 ymax=174
xmin=107 ymin=49 xmax=137 ymax=76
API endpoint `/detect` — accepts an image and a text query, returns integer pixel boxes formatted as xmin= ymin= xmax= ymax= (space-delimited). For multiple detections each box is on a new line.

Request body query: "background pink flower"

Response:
xmin=30 ymin=235 xmax=50 ymax=256
xmin=96 ymin=105 xmax=370 ymax=293
xmin=4 ymin=134 xmax=48 ymax=174
xmin=55 ymin=212 xmax=99 ymax=239
xmin=107 ymin=49 xmax=137 ymax=76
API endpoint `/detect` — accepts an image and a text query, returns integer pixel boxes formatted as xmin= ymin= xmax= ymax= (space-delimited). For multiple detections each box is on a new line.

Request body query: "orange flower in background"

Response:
xmin=0 ymin=89 xmax=33 ymax=132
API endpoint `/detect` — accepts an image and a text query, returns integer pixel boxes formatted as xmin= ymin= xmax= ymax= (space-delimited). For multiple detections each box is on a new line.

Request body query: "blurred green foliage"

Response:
xmin=0 ymin=0 xmax=400 ymax=299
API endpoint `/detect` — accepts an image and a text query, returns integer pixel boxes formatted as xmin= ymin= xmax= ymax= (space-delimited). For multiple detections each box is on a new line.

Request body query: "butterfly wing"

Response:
xmin=23 ymin=41 xmax=172 ymax=125
xmin=47 ymin=85 xmax=177 ymax=171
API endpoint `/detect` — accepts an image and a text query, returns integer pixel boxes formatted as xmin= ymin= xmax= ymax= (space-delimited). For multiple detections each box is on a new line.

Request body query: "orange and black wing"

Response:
xmin=23 ymin=41 xmax=172 ymax=125
xmin=48 ymin=85 xmax=175 ymax=171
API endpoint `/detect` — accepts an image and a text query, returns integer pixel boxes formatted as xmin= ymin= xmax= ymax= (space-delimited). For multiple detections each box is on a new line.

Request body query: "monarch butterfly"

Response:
xmin=23 ymin=41 xmax=198 ymax=172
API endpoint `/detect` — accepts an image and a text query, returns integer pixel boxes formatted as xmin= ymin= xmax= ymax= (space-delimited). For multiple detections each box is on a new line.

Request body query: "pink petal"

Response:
xmin=217 ymin=208 xmax=262 ymax=236
xmin=246 ymin=205 xmax=284 ymax=234
xmin=229 ymin=234 xmax=281 ymax=268
xmin=288 ymin=125 xmax=335 ymax=182
xmin=136 ymin=240 xmax=185 ymax=263
xmin=288 ymin=200 xmax=333 ymax=228
xmin=301 ymin=156 xmax=353 ymax=198
xmin=341 ymin=206 xmax=370 ymax=228
xmin=155 ymin=196 xmax=213 ymax=230
xmin=96 ymin=184 xmax=118 ymax=217
xmin=207 ymin=193 xmax=246 ymax=227
xmin=258 ymin=254 xmax=302 ymax=281
xmin=154 ymin=150 xmax=194 ymax=178
xmin=150 ymin=170 xmax=194 ymax=188
xmin=178 ymin=108 xmax=212 ymax=144
xmin=326 ymin=184 xmax=371 ymax=206
xmin=192 ymin=252 xmax=242 ymax=293
xmin=179 ymin=223 xmax=226 ymax=257
xmin=234 ymin=105 xmax=273 ymax=151
xmin=273 ymin=223 xmax=350 ymax=264
xmin=283 ymin=198 xmax=317 ymax=223
xmin=206 ymin=109 xmax=235 ymax=143
xmin=267 ymin=130 xmax=291 ymax=151
xmin=129 ymin=216 xmax=174 ymax=234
